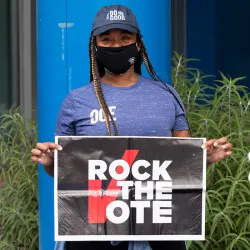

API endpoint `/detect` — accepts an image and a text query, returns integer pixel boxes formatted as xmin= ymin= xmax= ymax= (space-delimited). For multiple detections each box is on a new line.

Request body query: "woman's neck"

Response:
xmin=101 ymin=67 xmax=139 ymax=87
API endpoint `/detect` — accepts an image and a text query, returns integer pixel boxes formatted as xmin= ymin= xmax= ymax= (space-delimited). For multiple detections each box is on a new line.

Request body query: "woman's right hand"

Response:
xmin=31 ymin=142 xmax=62 ymax=168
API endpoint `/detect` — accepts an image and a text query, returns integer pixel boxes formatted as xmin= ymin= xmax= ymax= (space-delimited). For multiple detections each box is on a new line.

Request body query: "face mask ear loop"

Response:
xmin=136 ymin=41 xmax=141 ymax=52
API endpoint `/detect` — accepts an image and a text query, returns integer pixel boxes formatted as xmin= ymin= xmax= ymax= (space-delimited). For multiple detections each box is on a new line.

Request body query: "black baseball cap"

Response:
xmin=92 ymin=5 xmax=139 ymax=36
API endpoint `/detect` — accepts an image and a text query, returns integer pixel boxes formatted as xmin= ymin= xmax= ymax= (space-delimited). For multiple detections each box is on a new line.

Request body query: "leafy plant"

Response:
xmin=172 ymin=52 xmax=250 ymax=250
xmin=0 ymin=107 xmax=38 ymax=250
xmin=0 ymin=53 xmax=249 ymax=250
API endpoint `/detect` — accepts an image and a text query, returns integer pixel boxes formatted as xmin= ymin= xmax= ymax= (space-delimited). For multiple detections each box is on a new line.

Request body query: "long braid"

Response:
xmin=138 ymin=31 xmax=192 ymax=135
xmin=89 ymin=34 xmax=118 ymax=136
xmin=138 ymin=31 xmax=161 ymax=82
xmin=138 ymin=31 xmax=184 ymax=110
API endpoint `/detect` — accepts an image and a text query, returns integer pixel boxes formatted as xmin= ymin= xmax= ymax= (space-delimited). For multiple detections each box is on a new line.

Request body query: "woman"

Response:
xmin=31 ymin=4 xmax=232 ymax=250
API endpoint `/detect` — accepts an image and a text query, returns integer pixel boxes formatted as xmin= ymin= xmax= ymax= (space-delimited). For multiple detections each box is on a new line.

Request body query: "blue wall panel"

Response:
xmin=37 ymin=0 xmax=67 ymax=249
xmin=37 ymin=1 xmax=171 ymax=249
xmin=186 ymin=0 xmax=250 ymax=88
xmin=186 ymin=0 xmax=216 ymax=77
xmin=215 ymin=0 xmax=250 ymax=87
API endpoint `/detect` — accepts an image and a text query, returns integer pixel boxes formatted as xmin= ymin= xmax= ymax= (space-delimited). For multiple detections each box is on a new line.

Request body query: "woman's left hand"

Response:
xmin=202 ymin=137 xmax=233 ymax=165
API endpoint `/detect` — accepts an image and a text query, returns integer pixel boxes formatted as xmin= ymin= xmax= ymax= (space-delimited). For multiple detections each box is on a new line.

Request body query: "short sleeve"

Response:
xmin=55 ymin=92 xmax=76 ymax=136
xmin=169 ymin=87 xmax=189 ymax=131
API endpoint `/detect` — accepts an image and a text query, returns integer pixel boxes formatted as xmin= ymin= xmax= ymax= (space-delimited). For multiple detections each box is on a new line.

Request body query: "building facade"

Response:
xmin=1 ymin=0 xmax=250 ymax=249
xmin=0 ymin=0 xmax=37 ymax=120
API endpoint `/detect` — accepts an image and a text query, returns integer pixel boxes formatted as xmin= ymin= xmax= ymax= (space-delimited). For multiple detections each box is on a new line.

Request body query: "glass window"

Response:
xmin=171 ymin=0 xmax=186 ymax=57
xmin=0 ymin=0 xmax=12 ymax=115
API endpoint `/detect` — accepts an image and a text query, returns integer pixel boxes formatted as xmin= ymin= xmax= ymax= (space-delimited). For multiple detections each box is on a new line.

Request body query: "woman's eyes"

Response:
xmin=121 ymin=36 xmax=131 ymax=41
xmin=101 ymin=36 xmax=131 ymax=42
xmin=102 ymin=37 xmax=111 ymax=42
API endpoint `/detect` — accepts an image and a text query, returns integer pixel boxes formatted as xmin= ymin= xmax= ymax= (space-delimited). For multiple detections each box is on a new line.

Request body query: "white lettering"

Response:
xmin=118 ymin=11 xmax=125 ymax=20
xmin=117 ymin=181 xmax=134 ymax=199
xmin=90 ymin=109 xmax=99 ymax=124
xmin=99 ymin=109 xmax=105 ymax=122
xmin=109 ymin=160 xmax=130 ymax=180
xmin=106 ymin=200 xmax=172 ymax=224
xmin=152 ymin=160 xmax=172 ymax=180
xmin=89 ymin=160 xmax=172 ymax=181
xmin=130 ymin=201 xmax=150 ymax=223
xmin=90 ymin=106 xmax=116 ymax=124
xmin=132 ymin=160 xmax=151 ymax=180
xmin=109 ymin=106 xmax=117 ymax=121
xmin=89 ymin=157 xmax=173 ymax=224
xmin=153 ymin=201 xmax=172 ymax=223
xmin=106 ymin=200 xmax=130 ymax=224
xmin=110 ymin=11 xmax=114 ymax=20
xmin=156 ymin=181 xmax=172 ymax=200
xmin=135 ymin=181 xmax=154 ymax=200
xmin=107 ymin=11 xmax=125 ymax=21
xmin=88 ymin=160 xmax=107 ymax=180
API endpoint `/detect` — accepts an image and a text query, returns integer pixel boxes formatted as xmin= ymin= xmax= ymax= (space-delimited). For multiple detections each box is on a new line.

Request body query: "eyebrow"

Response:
xmin=99 ymin=30 xmax=133 ymax=36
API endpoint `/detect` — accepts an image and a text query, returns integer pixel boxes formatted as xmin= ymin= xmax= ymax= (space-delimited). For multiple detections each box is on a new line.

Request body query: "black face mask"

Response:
xmin=96 ymin=43 xmax=139 ymax=75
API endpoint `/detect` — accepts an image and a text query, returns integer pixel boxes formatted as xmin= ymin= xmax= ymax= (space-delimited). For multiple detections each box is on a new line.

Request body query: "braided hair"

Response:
xmin=89 ymin=30 xmax=189 ymax=136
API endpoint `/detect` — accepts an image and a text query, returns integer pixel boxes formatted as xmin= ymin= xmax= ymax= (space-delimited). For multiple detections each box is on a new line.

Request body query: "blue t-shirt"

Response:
xmin=54 ymin=75 xmax=188 ymax=250
xmin=55 ymin=75 xmax=188 ymax=136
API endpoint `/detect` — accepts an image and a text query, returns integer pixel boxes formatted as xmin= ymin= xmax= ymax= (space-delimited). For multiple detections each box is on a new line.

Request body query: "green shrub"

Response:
xmin=0 ymin=107 xmax=38 ymax=250
xmin=173 ymin=52 xmax=250 ymax=250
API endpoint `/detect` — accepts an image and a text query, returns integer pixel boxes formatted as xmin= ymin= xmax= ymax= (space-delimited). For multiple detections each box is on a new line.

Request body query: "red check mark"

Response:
xmin=88 ymin=150 xmax=139 ymax=223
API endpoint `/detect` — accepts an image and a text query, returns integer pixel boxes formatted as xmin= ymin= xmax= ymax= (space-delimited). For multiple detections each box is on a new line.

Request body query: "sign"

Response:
xmin=54 ymin=136 xmax=206 ymax=241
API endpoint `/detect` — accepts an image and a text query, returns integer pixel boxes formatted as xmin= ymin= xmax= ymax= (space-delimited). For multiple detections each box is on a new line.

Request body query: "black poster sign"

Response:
xmin=55 ymin=136 xmax=206 ymax=241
